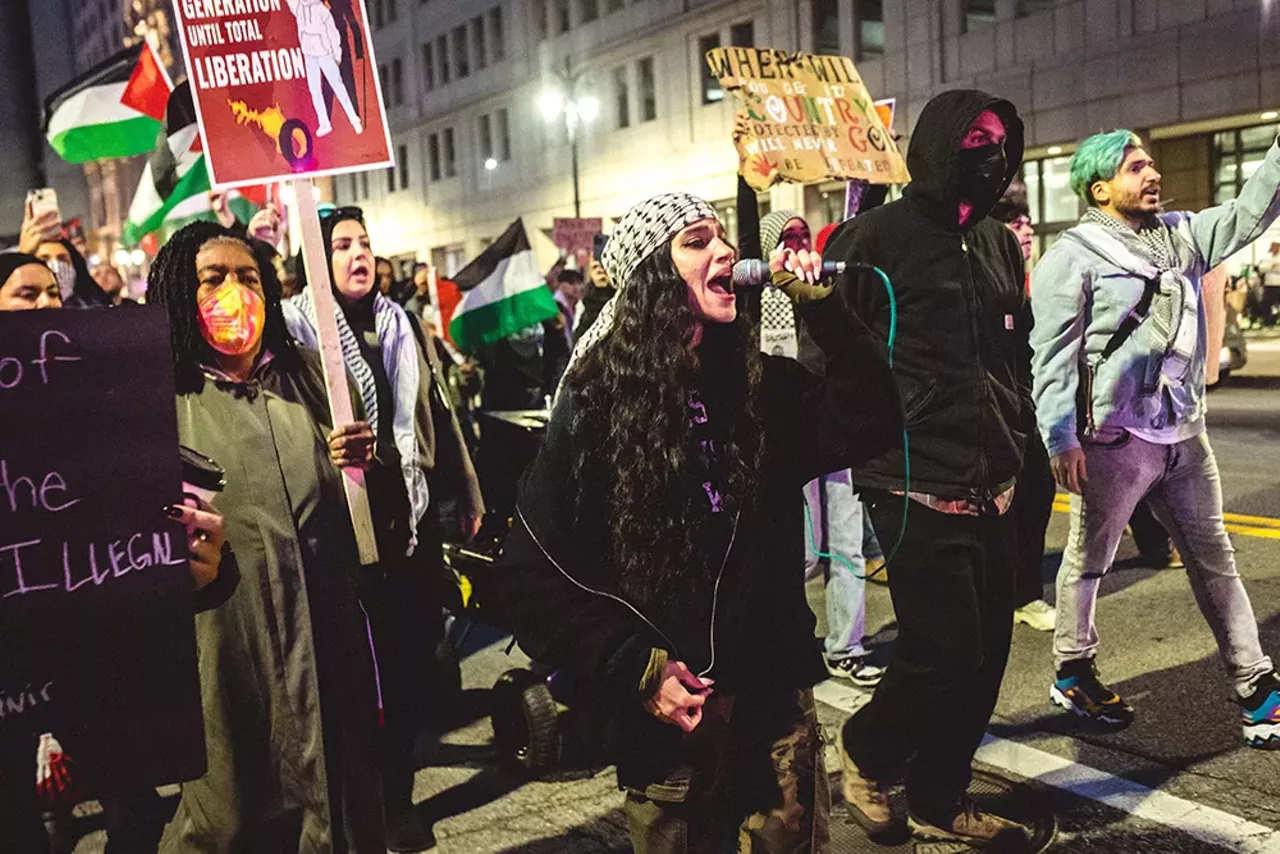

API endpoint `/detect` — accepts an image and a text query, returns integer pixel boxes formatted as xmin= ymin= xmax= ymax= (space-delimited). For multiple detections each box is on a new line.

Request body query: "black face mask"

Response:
xmin=956 ymin=142 xmax=1007 ymax=208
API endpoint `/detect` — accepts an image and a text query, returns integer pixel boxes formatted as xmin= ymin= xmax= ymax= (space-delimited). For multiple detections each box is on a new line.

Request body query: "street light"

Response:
xmin=485 ymin=157 xmax=498 ymax=171
xmin=540 ymin=59 xmax=597 ymax=218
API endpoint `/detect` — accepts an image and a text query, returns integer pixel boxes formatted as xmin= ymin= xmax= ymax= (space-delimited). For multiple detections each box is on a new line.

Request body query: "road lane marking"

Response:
xmin=814 ymin=679 xmax=1280 ymax=852
xmin=1051 ymin=498 xmax=1280 ymax=541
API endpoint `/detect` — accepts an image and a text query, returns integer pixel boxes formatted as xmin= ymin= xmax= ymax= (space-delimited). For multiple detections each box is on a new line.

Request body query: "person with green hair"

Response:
xmin=1030 ymin=126 xmax=1280 ymax=746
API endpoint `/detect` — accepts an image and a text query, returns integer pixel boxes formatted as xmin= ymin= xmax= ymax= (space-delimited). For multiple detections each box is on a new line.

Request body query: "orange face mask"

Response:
xmin=197 ymin=282 xmax=266 ymax=356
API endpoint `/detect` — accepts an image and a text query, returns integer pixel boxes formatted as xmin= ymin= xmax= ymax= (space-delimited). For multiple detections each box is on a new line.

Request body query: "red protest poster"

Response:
xmin=171 ymin=0 xmax=393 ymax=188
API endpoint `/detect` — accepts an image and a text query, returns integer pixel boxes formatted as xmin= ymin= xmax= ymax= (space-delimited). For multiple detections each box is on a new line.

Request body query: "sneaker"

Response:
xmin=1013 ymin=599 xmax=1056 ymax=632
xmin=827 ymin=655 xmax=885 ymax=687
xmin=837 ymin=729 xmax=895 ymax=834
xmin=908 ymin=799 xmax=1030 ymax=847
xmin=1050 ymin=659 xmax=1135 ymax=727
xmin=865 ymin=557 xmax=887 ymax=583
xmin=1240 ymin=671 xmax=1280 ymax=749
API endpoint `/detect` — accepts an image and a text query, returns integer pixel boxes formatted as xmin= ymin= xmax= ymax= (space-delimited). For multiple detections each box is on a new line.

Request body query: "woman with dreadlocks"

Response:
xmin=147 ymin=221 xmax=386 ymax=851
xmin=495 ymin=193 xmax=902 ymax=853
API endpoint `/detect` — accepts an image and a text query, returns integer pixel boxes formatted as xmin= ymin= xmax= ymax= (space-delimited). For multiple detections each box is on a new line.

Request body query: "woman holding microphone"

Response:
xmin=495 ymin=193 xmax=901 ymax=853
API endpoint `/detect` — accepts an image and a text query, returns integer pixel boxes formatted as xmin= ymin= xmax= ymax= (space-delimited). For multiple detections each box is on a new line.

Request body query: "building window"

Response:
xmin=638 ymin=56 xmax=656 ymax=122
xmin=730 ymin=20 xmax=754 ymax=47
xmin=533 ymin=0 xmax=548 ymax=41
xmin=360 ymin=171 xmax=369 ymax=198
xmin=490 ymin=6 xmax=506 ymax=61
xmin=422 ymin=42 xmax=435 ymax=91
xmin=856 ymin=0 xmax=883 ymax=57
xmin=1017 ymin=0 xmax=1056 ymax=15
xmin=964 ymin=0 xmax=997 ymax=31
xmin=614 ymin=65 xmax=630 ymax=128
xmin=1214 ymin=123 xmax=1280 ymax=204
xmin=580 ymin=0 xmax=598 ymax=23
xmin=699 ymin=34 xmax=722 ymax=104
xmin=387 ymin=0 xmax=397 ymax=22
xmin=605 ymin=0 xmax=624 ymax=11
xmin=387 ymin=165 xmax=396 ymax=194
xmin=555 ymin=0 xmax=571 ymax=33
xmin=444 ymin=127 xmax=457 ymax=177
xmin=378 ymin=64 xmax=388 ymax=96
xmin=429 ymin=133 xmax=442 ymax=181
xmin=479 ymin=113 xmax=494 ymax=161
xmin=1021 ymin=154 xmax=1079 ymax=253
xmin=350 ymin=173 xmax=359 ymax=201
xmin=372 ymin=0 xmax=384 ymax=29
xmin=472 ymin=17 xmax=488 ymax=70
xmin=453 ymin=26 xmax=469 ymax=78
xmin=391 ymin=58 xmax=403 ymax=105
xmin=398 ymin=144 xmax=409 ymax=189
xmin=497 ymin=108 xmax=511 ymax=160
xmin=812 ymin=0 xmax=839 ymax=55
xmin=438 ymin=35 xmax=450 ymax=84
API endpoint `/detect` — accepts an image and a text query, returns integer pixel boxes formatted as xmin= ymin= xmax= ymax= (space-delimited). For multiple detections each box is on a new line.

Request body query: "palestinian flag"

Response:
xmin=123 ymin=83 xmax=211 ymax=246
xmin=449 ymin=220 xmax=559 ymax=353
xmin=44 ymin=41 xmax=171 ymax=163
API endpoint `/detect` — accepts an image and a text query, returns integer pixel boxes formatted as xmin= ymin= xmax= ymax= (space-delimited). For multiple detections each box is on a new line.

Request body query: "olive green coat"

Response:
xmin=159 ymin=349 xmax=384 ymax=853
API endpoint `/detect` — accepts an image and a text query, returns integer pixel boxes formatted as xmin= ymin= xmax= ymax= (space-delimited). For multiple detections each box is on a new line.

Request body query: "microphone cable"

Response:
xmin=802 ymin=263 xmax=910 ymax=582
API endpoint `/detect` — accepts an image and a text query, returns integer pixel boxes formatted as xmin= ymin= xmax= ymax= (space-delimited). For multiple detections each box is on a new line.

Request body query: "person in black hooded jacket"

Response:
xmin=826 ymin=90 xmax=1034 ymax=847
xmin=493 ymin=192 xmax=902 ymax=853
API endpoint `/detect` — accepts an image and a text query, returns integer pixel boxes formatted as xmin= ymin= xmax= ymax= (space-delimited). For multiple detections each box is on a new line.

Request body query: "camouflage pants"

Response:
xmin=623 ymin=689 xmax=830 ymax=854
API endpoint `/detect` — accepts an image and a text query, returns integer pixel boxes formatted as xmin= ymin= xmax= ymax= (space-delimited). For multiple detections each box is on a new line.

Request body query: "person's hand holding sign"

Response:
xmin=167 ymin=501 xmax=227 ymax=591
xmin=328 ymin=421 xmax=376 ymax=470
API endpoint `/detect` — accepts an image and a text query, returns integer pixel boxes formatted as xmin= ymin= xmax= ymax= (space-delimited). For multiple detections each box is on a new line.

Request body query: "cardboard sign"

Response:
xmin=706 ymin=48 xmax=910 ymax=191
xmin=0 ymin=308 xmax=204 ymax=791
xmin=171 ymin=0 xmax=393 ymax=189
xmin=552 ymin=217 xmax=604 ymax=262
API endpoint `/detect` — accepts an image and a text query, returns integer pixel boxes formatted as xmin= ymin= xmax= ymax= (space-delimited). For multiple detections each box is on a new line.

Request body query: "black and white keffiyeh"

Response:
xmin=556 ymin=193 xmax=718 ymax=401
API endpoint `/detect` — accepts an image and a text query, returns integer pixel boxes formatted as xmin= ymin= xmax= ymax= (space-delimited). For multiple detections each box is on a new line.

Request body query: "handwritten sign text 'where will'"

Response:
xmin=706 ymin=47 xmax=910 ymax=191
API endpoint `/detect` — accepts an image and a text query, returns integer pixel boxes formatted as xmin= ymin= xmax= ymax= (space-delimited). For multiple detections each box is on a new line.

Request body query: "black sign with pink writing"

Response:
xmin=0 ymin=307 xmax=205 ymax=791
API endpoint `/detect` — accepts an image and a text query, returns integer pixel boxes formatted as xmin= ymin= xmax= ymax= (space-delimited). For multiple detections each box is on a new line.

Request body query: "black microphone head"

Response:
xmin=732 ymin=258 xmax=771 ymax=289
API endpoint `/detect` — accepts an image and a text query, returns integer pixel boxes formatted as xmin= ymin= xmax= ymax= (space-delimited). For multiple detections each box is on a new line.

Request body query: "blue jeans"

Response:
xmin=1055 ymin=432 xmax=1272 ymax=694
xmin=805 ymin=470 xmax=868 ymax=662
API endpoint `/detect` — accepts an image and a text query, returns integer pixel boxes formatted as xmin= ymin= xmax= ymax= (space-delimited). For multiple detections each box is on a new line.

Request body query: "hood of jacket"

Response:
xmin=903 ymin=90 xmax=1025 ymax=232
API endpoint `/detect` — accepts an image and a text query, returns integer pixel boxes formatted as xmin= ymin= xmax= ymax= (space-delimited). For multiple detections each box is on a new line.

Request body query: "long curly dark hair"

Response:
xmin=562 ymin=245 xmax=763 ymax=611
xmin=147 ymin=221 xmax=298 ymax=393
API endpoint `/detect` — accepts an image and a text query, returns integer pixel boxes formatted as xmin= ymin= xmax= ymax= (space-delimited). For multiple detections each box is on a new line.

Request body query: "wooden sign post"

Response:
xmin=293 ymin=177 xmax=379 ymax=565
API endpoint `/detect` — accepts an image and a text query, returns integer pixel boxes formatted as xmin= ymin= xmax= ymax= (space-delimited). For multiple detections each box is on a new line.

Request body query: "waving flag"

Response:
xmin=44 ymin=42 xmax=171 ymax=163
xmin=448 ymin=220 xmax=559 ymax=352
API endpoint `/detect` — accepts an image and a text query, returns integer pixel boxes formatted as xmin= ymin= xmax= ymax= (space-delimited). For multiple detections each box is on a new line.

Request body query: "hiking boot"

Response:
xmin=386 ymin=806 xmax=436 ymax=852
xmin=909 ymin=800 xmax=1030 ymax=847
xmin=1013 ymin=599 xmax=1056 ymax=632
xmin=1240 ymin=671 xmax=1280 ymax=749
xmin=1050 ymin=659 xmax=1135 ymax=727
xmin=827 ymin=654 xmax=886 ymax=687
xmin=837 ymin=728 xmax=895 ymax=833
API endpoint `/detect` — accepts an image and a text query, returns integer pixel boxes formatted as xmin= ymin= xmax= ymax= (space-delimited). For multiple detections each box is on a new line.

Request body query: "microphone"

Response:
xmin=731 ymin=258 xmax=847 ymax=289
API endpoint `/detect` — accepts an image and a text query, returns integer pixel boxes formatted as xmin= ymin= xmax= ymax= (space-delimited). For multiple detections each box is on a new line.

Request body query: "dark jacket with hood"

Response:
xmin=492 ymin=293 xmax=902 ymax=790
xmin=824 ymin=90 xmax=1032 ymax=502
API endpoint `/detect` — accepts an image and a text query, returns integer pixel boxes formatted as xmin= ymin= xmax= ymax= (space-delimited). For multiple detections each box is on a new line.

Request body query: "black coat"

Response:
xmin=825 ymin=89 xmax=1033 ymax=502
xmin=492 ymin=293 xmax=902 ymax=789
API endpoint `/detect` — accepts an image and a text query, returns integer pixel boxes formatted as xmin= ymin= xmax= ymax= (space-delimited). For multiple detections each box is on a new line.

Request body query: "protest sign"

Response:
xmin=0 ymin=308 xmax=204 ymax=791
xmin=706 ymin=47 xmax=910 ymax=191
xmin=553 ymin=217 xmax=604 ymax=266
xmin=171 ymin=0 xmax=393 ymax=189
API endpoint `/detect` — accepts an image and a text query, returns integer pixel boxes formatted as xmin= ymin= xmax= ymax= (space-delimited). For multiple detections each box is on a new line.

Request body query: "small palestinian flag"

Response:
xmin=123 ymin=82 xmax=210 ymax=246
xmin=449 ymin=220 xmax=559 ymax=353
xmin=44 ymin=41 xmax=171 ymax=163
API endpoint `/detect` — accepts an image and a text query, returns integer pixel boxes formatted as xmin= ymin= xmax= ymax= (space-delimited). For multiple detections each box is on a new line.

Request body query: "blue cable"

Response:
xmin=804 ymin=264 xmax=909 ymax=581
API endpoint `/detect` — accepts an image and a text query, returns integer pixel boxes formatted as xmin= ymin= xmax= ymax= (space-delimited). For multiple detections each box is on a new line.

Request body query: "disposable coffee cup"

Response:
xmin=180 ymin=445 xmax=225 ymax=508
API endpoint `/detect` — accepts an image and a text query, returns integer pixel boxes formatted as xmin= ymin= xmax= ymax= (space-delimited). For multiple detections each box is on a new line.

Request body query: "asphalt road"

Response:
xmin=69 ymin=334 xmax=1280 ymax=853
